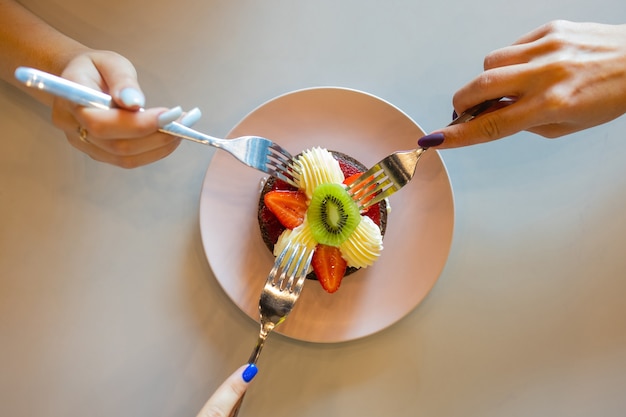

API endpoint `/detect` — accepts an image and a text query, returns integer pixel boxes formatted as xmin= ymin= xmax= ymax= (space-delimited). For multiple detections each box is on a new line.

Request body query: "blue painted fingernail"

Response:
xmin=242 ymin=364 xmax=258 ymax=383
xmin=452 ymin=109 xmax=458 ymax=120
xmin=119 ymin=87 xmax=145 ymax=108
xmin=418 ymin=132 xmax=445 ymax=148
xmin=180 ymin=107 xmax=202 ymax=126
xmin=157 ymin=106 xmax=183 ymax=127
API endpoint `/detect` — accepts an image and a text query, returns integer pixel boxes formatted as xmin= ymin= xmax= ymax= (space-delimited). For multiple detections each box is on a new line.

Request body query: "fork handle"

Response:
xmin=232 ymin=340 xmax=265 ymax=417
xmin=14 ymin=66 xmax=224 ymax=145
xmin=448 ymin=98 xmax=503 ymax=126
xmin=247 ymin=338 xmax=266 ymax=365
xmin=232 ymin=322 xmax=275 ymax=416
xmin=247 ymin=320 xmax=275 ymax=364
xmin=15 ymin=66 xmax=113 ymax=109
xmin=157 ymin=120 xmax=227 ymax=147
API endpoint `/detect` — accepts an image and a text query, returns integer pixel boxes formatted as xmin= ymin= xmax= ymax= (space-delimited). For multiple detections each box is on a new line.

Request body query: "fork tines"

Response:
xmin=346 ymin=148 xmax=426 ymax=210
xmin=345 ymin=164 xmax=398 ymax=210
xmin=269 ymin=242 xmax=313 ymax=293
xmin=346 ymin=165 xmax=397 ymax=208
xmin=266 ymin=145 xmax=300 ymax=188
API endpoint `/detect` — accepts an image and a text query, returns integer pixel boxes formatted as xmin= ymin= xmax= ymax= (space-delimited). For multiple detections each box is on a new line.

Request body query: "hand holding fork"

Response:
xmin=232 ymin=241 xmax=314 ymax=416
xmin=346 ymin=98 xmax=503 ymax=209
xmin=15 ymin=67 xmax=298 ymax=186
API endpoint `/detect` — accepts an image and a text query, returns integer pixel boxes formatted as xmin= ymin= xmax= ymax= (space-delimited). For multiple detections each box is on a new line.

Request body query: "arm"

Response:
xmin=0 ymin=0 xmax=88 ymax=104
xmin=431 ymin=20 xmax=626 ymax=148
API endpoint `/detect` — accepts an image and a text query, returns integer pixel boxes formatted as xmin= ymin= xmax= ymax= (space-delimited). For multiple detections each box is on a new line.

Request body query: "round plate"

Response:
xmin=199 ymin=87 xmax=454 ymax=343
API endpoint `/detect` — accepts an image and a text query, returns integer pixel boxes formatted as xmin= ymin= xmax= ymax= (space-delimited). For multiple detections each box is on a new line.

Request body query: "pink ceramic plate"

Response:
xmin=199 ymin=87 xmax=454 ymax=343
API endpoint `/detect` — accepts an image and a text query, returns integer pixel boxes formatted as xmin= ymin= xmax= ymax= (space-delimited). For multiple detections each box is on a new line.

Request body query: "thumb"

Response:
xmin=91 ymin=52 xmax=146 ymax=110
xmin=196 ymin=364 xmax=258 ymax=417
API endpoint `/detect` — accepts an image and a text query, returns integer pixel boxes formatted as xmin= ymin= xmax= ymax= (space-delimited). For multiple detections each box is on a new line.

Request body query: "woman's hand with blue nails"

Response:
xmin=433 ymin=20 xmax=626 ymax=149
xmin=196 ymin=364 xmax=258 ymax=417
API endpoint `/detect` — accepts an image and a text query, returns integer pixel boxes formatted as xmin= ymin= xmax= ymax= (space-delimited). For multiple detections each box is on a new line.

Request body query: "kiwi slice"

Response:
xmin=307 ymin=183 xmax=361 ymax=247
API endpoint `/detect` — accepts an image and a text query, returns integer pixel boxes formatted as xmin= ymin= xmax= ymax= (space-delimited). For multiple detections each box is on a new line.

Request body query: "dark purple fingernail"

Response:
xmin=418 ymin=132 xmax=445 ymax=148
xmin=452 ymin=110 xmax=458 ymax=120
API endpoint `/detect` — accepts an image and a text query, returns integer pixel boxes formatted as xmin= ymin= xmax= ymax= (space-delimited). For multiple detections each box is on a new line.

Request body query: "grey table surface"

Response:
xmin=2 ymin=1 xmax=626 ymax=416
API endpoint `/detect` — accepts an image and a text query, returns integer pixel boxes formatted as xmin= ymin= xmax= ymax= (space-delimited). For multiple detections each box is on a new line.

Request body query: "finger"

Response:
xmin=196 ymin=365 xmax=258 ymax=417
xmin=69 ymin=132 xmax=181 ymax=168
xmin=60 ymin=55 xmax=110 ymax=93
xmin=53 ymin=106 xmax=179 ymax=155
xmin=483 ymin=41 xmax=547 ymax=70
xmin=53 ymin=103 xmax=181 ymax=165
xmin=90 ymin=52 xmax=145 ymax=110
xmin=75 ymin=105 xmax=201 ymax=140
xmin=452 ymin=64 xmax=528 ymax=116
xmin=75 ymin=106 xmax=168 ymax=139
xmin=481 ymin=22 xmax=564 ymax=71
xmin=511 ymin=20 xmax=567 ymax=45
xmin=483 ymin=21 xmax=575 ymax=71
xmin=435 ymin=101 xmax=536 ymax=148
xmin=88 ymin=134 xmax=181 ymax=160
xmin=53 ymin=103 xmax=205 ymax=159
xmin=483 ymin=44 xmax=527 ymax=70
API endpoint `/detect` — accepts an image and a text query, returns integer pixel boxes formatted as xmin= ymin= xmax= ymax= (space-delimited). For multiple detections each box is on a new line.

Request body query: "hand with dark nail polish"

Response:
xmin=439 ymin=20 xmax=626 ymax=148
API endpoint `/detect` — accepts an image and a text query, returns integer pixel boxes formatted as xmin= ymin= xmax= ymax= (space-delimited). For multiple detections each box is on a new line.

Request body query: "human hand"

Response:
xmin=196 ymin=364 xmax=258 ymax=417
xmin=430 ymin=20 xmax=626 ymax=149
xmin=50 ymin=50 xmax=199 ymax=168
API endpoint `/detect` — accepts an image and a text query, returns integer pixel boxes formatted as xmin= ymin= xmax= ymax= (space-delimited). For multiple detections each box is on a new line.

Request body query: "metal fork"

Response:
xmin=246 ymin=241 xmax=313 ymax=365
xmin=346 ymin=98 xmax=503 ymax=209
xmin=14 ymin=67 xmax=298 ymax=187
xmin=232 ymin=241 xmax=313 ymax=417
xmin=158 ymin=121 xmax=299 ymax=187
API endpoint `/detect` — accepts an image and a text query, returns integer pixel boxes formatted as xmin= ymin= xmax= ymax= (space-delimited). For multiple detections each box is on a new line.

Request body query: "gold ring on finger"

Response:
xmin=77 ymin=126 xmax=91 ymax=144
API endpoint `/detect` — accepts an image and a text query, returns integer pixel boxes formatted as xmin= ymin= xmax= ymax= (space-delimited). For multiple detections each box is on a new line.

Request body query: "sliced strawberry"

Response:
xmin=312 ymin=244 xmax=347 ymax=293
xmin=343 ymin=172 xmax=382 ymax=225
xmin=343 ymin=172 xmax=376 ymax=208
xmin=264 ymin=190 xmax=307 ymax=229
xmin=342 ymin=172 xmax=363 ymax=185
xmin=337 ymin=159 xmax=362 ymax=179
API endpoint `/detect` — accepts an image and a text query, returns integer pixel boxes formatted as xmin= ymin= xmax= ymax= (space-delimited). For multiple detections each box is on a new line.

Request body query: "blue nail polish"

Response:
xmin=119 ymin=88 xmax=145 ymax=108
xmin=157 ymin=106 xmax=183 ymax=127
xmin=242 ymin=364 xmax=258 ymax=383
xmin=180 ymin=107 xmax=202 ymax=126
xmin=452 ymin=110 xmax=458 ymax=120
xmin=418 ymin=132 xmax=445 ymax=148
